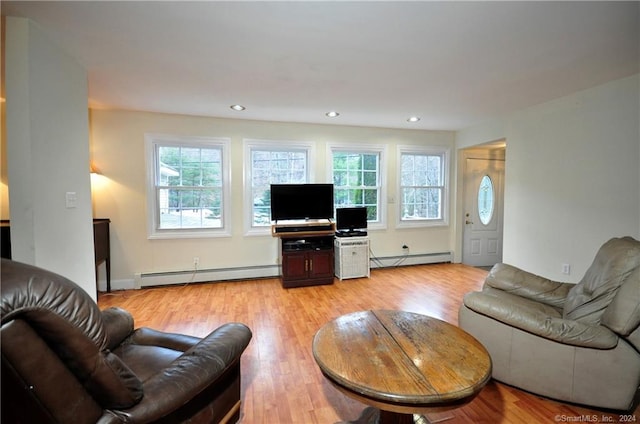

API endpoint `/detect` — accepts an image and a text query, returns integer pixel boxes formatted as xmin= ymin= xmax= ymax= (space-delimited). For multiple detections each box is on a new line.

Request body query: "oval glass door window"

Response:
xmin=478 ymin=175 xmax=494 ymax=225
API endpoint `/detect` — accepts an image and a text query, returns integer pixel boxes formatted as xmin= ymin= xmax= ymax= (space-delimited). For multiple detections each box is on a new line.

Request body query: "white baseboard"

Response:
xmin=98 ymin=278 xmax=136 ymax=291
xmin=109 ymin=252 xmax=452 ymax=290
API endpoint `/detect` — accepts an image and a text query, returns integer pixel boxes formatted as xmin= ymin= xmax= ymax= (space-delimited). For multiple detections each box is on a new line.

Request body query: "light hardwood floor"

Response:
xmin=98 ymin=263 xmax=639 ymax=423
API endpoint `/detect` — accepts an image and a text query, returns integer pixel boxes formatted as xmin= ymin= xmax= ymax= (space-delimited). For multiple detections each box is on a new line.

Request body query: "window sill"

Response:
xmin=148 ymin=228 xmax=232 ymax=239
xmin=396 ymin=219 xmax=449 ymax=229
xmin=244 ymin=226 xmax=273 ymax=237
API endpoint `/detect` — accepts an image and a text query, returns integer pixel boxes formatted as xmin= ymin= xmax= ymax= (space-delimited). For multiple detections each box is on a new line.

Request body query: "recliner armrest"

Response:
xmin=126 ymin=326 xmax=202 ymax=352
xmin=102 ymin=307 xmax=135 ymax=350
xmin=485 ymin=263 xmax=573 ymax=309
xmin=106 ymin=322 xmax=252 ymax=423
xmin=464 ymin=291 xmax=618 ymax=349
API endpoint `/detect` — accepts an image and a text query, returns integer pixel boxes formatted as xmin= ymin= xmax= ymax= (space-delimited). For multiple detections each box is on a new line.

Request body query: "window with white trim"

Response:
xmin=398 ymin=146 xmax=449 ymax=226
xmin=244 ymin=140 xmax=313 ymax=234
xmin=145 ymin=134 xmax=231 ymax=238
xmin=330 ymin=144 xmax=386 ymax=227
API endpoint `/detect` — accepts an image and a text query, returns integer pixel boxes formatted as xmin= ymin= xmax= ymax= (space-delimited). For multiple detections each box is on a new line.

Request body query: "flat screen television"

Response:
xmin=336 ymin=207 xmax=368 ymax=232
xmin=270 ymin=184 xmax=334 ymax=221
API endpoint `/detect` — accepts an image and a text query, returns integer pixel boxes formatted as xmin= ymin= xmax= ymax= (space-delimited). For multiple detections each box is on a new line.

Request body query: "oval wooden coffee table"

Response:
xmin=312 ymin=310 xmax=492 ymax=424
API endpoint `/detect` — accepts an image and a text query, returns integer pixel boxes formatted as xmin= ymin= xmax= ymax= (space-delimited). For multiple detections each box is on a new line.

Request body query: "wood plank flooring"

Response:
xmin=98 ymin=263 xmax=639 ymax=423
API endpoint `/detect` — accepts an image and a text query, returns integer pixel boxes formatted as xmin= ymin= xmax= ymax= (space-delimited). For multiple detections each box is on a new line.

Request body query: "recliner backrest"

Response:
xmin=1 ymin=260 xmax=144 ymax=416
xmin=563 ymin=237 xmax=640 ymax=325
xmin=2 ymin=318 xmax=104 ymax=424
xmin=601 ymin=265 xmax=640 ymax=337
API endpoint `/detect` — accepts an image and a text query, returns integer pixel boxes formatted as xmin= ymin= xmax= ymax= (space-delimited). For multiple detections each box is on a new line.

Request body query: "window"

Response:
xmin=330 ymin=144 xmax=387 ymax=228
xmin=145 ymin=134 xmax=230 ymax=238
xmin=244 ymin=140 xmax=313 ymax=234
xmin=398 ymin=146 xmax=449 ymax=227
xmin=478 ymin=175 xmax=495 ymax=225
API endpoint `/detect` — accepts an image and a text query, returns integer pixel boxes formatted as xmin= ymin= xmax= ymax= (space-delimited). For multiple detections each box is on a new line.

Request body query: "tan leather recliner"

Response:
xmin=1 ymin=259 xmax=252 ymax=423
xmin=459 ymin=236 xmax=640 ymax=411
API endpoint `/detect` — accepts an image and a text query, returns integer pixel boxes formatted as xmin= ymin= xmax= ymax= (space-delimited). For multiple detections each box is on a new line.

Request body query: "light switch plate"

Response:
xmin=65 ymin=192 xmax=77 ymax=208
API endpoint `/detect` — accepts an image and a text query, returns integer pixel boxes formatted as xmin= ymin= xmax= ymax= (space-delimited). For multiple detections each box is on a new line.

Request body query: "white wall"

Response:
xmin=4 ymin=17 xmax=96 ymax=298
xmin=457 ymin=74 xmax=640 ymax=282
xmin=89 ymin=109 xmax=456 ymax=287
xmin=7 ymin=16 xmax=636 ymax=289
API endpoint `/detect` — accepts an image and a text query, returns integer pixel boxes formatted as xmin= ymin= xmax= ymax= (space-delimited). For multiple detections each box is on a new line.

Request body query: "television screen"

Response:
xmin=336 ymin=207 xmax=368 ymax=231
xmin=270 ymin=184 xmax=334 ymax=221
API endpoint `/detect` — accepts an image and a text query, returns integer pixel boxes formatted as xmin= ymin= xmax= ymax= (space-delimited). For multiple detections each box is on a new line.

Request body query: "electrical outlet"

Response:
xmin=193 ymin=257 xmax=200 ymax=268
xmin=561 ymin=263 xmax=571 ymax=275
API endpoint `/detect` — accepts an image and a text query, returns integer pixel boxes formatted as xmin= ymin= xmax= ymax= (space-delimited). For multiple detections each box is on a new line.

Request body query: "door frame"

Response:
xmin=454 ymin=141 xmax=506 ymax=264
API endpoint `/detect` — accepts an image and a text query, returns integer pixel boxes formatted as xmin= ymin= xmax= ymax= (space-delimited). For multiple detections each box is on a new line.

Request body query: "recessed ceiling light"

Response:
xmin=230 ymin=104 xmax=246 ymax=111
xmin=407 ymin=116 xmax=421 ymax=123
xmin=326 ymin=111 xmax=340 ymax=118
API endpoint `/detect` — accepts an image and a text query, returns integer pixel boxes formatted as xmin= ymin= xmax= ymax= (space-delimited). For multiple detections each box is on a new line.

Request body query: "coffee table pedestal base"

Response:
xmin=339 ymin=407 xmax=437 ymax=424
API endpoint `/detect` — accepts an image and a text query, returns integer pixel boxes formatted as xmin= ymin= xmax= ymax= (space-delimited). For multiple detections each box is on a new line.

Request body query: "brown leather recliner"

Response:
xmin=1 ymin=259 xmax=252 ymax=423
xmin=459 ymin=236 xmax=640 ymax=411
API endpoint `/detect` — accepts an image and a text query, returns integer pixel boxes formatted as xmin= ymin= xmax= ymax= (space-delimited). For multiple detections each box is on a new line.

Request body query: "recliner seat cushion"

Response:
xmin=113 ymin=344 xmax=184 ymax=382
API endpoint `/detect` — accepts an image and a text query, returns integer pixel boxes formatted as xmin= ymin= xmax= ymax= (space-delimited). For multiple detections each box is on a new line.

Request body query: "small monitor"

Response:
xmin=336 ymin=207 xmax=367 ymax=232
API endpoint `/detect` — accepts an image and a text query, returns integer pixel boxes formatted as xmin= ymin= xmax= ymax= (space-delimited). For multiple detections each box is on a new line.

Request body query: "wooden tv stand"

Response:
xmin=272 ymin=220 xmax=335 ymax=288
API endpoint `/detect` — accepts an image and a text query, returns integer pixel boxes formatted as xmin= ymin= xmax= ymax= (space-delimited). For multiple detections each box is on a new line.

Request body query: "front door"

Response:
xmin=462 ymin=158 xmax=505 ymax=267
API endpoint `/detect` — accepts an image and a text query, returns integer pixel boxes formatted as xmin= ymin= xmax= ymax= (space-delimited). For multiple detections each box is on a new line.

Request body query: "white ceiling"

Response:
xmin=3 ymin=1 xmax=639 ymax=131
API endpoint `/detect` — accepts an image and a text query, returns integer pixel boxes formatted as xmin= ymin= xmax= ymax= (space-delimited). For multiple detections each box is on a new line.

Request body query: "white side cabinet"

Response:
xmin=334 ymin=236 xmax=370 ymax=280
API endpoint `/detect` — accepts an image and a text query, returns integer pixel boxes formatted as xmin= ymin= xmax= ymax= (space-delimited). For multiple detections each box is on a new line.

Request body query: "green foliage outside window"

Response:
xmin=332 ymin=152 xmax=379 ymax=221
xmin=157 ymin=145 xmax=223 ymax=229
xmin=251 ymin=150 xmax=307 ymax=226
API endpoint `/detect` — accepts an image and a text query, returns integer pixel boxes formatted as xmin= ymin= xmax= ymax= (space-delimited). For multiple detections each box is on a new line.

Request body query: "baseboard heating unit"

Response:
xmin=370 ymin=252 xmax=452 ymax=269
xmin=134 ymin=264 xmax=280 ymax=288
xmin=132 ymin=252 xmax=451 ymax=289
